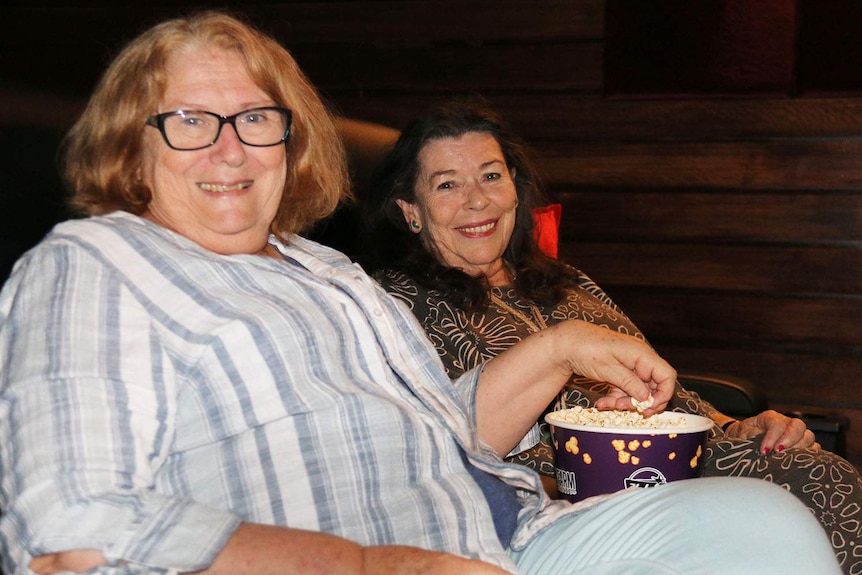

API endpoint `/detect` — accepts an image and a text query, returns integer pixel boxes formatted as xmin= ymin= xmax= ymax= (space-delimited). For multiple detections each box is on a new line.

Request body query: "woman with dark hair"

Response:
xmin=359 ymin=98 xmax=862 ymax=573
xmin=360 ymin=99 xmax=567 ymax=313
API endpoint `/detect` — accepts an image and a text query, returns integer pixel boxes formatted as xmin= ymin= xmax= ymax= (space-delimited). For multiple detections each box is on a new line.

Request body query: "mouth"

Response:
xmin=456 ymin=220 xmax=497 ymax=234
xmin=198 ymin=182 xmax=252 ymax=193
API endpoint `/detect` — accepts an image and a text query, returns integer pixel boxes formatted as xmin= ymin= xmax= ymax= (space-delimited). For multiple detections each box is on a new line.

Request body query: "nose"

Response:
xmin=210 ymin=122 xmax=246 ymax=164
xmin=463 ymin=181 xmax=490 ymax=209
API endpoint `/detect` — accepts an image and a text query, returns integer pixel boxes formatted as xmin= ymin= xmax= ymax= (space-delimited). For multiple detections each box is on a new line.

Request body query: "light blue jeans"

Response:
xmin=509 ymin=477 xmax=840 ymax=575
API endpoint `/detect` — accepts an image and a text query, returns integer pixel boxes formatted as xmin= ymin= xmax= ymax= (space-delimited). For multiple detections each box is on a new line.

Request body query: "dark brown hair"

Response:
xmin=359 ymin=97 xmax=577 ymax=310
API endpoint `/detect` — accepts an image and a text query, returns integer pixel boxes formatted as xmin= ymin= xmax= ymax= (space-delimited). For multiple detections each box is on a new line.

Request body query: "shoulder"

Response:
xmin=372 ymin=268 xmax=418 ymax=303
xmin=545 ymin=260 xmax=614 ymax=301
xmin=53 ymin=210 xmax=145 ymax=235
xmin=372 ymin=269 xmax=449 ymax=317
xmin=0 ymin=213 xmax=157 ymax=319
xmin=374 ymin=268 xmax=416 ymax=289
xmin=9 ymin=212 xmax=236 ymax=301
xmin=9 ymin=212 xmax=145 ymax=271
xmin=565 ymin=265 xmax=619 ymax=306
xmin=373 ymin=268 xmax=441 ymax=302
xmin=287 ymin=234 xmax=356 ymax=269
xmin=45 ymin=212 xmax=185 ymax=259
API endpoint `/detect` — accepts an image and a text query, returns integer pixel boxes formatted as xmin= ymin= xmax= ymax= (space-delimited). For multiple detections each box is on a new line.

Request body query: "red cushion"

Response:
xmin=533 ymin=204 xmax=562 ymax=259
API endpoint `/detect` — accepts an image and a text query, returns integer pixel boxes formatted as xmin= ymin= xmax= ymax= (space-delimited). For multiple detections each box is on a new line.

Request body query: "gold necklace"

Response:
xmin=489 ymin=292 xmax=548 ymax=333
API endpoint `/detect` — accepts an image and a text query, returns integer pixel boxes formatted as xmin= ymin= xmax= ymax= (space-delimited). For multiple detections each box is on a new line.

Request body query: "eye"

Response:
xmin=241 ymin=110 xmax=267 ymax=124
xmin=436 ymin=181 xmax=454 ymax=191
xmin=484 ymin=172 xmax=502 ymax=182
xmin=180 ymin=114 xmax=207 ymax=127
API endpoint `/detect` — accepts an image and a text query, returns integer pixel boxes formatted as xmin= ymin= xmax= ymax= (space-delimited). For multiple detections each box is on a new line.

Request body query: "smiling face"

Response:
xmin=140 ymin=45 xmax=288 ymax=256
xmin=397 ymin=132 xmax=519 ymax=286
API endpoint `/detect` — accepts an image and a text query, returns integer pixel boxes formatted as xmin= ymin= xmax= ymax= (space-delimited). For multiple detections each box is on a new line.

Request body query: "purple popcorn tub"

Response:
xmin=545 ymin=408 xmax=714 ymax=503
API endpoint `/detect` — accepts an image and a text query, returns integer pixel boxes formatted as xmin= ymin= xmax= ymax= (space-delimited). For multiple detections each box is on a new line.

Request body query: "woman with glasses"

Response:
xmin=0 ymin=10 xmax=840 ymax=575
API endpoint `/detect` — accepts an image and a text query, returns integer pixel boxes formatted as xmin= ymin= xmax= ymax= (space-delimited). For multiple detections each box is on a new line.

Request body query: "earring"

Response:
xmin=410 ymin=220 xmax=421 ymax=231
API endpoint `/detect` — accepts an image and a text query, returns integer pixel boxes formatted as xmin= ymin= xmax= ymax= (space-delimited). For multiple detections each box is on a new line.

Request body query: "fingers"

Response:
xmin=559 ymin=320 xmax=676 ymax=415
xmin=754 ymin=411 xmax=814 ymax=454
xmin=769 ymin=427 xmax=817 ymax=452
xmin=595 ymin=387 xmax=628 ymax=408
xmin=597 ymin=366 xmax=671 ymax=415
xmin=593 ymin=373 xmax=669 ymax=416
xmin=727 ymin=418 xmax=761 ymax=440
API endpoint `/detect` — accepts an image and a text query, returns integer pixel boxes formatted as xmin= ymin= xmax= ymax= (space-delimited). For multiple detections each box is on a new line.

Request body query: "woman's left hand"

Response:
xmin=725 ymin=410 xmax=820 ymax=454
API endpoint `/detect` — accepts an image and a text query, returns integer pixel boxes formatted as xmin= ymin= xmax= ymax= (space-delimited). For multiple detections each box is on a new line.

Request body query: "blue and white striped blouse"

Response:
xmin=0 ymin=212 xmax=575 ymax=575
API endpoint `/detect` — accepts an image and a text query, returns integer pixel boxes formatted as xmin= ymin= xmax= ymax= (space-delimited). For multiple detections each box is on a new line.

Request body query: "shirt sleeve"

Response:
xmin=451 ymin=367 xmax=482 ymax=426
xmin=0 ymin=241 xmax=240 ymax=573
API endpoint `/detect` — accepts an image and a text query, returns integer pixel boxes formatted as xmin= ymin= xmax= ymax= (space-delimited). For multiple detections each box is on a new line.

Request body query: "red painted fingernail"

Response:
xmin=763 ymin=447 xmax=771 ymax=455
xmin=777 ymin=445 xmax=785 ymax=452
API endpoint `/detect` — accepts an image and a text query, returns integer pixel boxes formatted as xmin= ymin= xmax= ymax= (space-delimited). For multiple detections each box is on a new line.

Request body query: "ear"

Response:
xmin=395 ymin=198 xmax=420 ymax=228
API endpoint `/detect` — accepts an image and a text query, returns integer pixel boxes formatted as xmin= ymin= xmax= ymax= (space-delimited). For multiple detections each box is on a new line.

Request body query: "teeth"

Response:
xmin=460 ymin=222 xmax=496 ymax=234
xmin=199 ymin=182 xmax=249 ymax=192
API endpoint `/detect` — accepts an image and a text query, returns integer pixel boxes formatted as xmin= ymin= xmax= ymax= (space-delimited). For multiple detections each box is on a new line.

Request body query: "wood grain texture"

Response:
xmin=553 ymin=189 xmax=862 ymax=242
xmin=562 ymin=243 xmax=862 ymax=295
xmin=536 ymin=140 xmax=862 ymax=190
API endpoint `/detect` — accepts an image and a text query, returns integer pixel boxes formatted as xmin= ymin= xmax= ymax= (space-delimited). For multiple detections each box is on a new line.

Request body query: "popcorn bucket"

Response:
xmin=545 ymin=410 xmax=714 ymax=503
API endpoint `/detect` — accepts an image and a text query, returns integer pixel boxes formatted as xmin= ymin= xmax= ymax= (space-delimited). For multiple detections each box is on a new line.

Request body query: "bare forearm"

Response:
xmin=202 ymin=524 xmax=511 ymax=575
xmin=30 ymin=523 xmax=510 ymax=575
xmin=476 ymin=326 xmax=572 ymax=454
xmin=198 ymin=523 xmax=363 ymax=574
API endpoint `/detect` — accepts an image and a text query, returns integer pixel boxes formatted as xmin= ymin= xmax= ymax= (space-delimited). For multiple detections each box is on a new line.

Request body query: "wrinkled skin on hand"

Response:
xmin=595 ymin=384 xmax=663 ymax=417
xmin=725 ymin=410 xmax=820 ymax=455
xmin=554 ymin=323 xmax=675 ymax=419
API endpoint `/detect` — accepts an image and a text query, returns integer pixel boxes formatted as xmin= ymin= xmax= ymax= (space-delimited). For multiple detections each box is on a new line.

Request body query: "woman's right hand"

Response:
xmin=477 ymin=319 xmax=677 ymax=455
xmin=551 ymin=320 xmax=677 ymax=418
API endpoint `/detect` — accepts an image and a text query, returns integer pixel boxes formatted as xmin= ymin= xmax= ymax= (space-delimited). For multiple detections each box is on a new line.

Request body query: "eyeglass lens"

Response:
xmin=161 ymin=108 xmax=291 ymax=150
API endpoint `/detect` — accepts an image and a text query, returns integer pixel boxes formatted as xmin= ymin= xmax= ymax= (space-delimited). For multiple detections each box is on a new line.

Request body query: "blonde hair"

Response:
xmin=61 ymin=10 xmax=350 ymax=236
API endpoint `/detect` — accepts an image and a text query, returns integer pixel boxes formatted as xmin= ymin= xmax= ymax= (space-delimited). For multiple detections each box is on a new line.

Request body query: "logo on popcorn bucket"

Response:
xmin=624 ymin=466 xmax=668 ymax=489
xmin=556 ymin=468 xmax=578 ymax=496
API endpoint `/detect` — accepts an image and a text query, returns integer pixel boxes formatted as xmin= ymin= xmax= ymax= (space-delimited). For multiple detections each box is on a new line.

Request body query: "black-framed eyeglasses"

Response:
xmin=145 ymin=107 xmax=292 ymax=151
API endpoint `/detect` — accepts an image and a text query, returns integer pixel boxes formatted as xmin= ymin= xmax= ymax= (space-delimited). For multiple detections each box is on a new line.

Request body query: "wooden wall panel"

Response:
xmin=1 ymin=1 xmax=604 ymax=96
xmin=604 ymin=0 xmax=798 ymax=96
xmin=599 ymin=289 xmax=862 ymax=348
xmin=293 ymin=43 xmax=603 ymax=93
xmin=554 ymin=190 xmax=862 ymax=243
xmin=654 ymin=345 xmax=862 ymax=419
xmin=3 ymin=1 xmax=605 ymax=47
xmin=333 ymin=95 xmax=862 ymax=140
xmin=562 ymin=243 xmax=862 ymax=295
xmin=667 ymin=345 xmax=861 ymax=401
xmin=537 ymin=140 xmax=862 ymax=190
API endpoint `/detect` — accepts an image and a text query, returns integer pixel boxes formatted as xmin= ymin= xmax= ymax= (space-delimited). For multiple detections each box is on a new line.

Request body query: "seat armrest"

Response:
xmin=677 ymin=372 xmax=769 ymax=419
